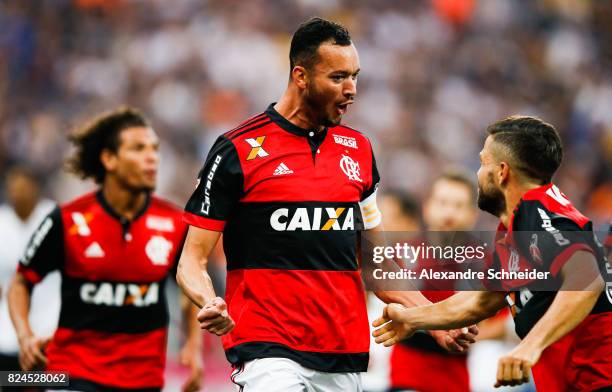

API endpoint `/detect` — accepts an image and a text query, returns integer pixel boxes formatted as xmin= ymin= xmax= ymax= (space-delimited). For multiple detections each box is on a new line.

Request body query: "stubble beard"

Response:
xmin=304 ymin=83 xmax=339 ymax=128
xmin=477 ymin=181 xmax=506 ymax=218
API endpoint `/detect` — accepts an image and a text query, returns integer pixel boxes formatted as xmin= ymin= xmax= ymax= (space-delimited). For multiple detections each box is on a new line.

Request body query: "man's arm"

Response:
xmin=8 ymin=208 xmax=62 ymax=370
xmin=364 ymin=224 xmax=436 ymax=307
xmin=176 ymin=226 xmax=220 ymax=307
xmin=494 ymin=250 xmax=603 ymax=387
xmin=372 ymin=290 xmax=506 ymax=346
xmin=363 ymin=224 xmax=479 ymax=351
xmin=8 ymin=273 xmax=49 ymax=370
xmin=178 ymin=293 xmax=203 ymax=392
xmin=176 ymin=225 xmax=234 ymax=336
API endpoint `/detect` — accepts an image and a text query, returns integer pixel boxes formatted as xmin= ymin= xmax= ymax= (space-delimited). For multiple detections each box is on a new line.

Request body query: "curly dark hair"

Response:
xmin=67 ymin=107 xmax=149 ymax=184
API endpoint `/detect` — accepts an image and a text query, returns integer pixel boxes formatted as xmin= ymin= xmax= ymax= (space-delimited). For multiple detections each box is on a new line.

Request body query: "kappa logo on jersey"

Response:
xmin=84 ymin=242 xmax=105 ymax=258
xmin=606 ymin=282 xmax=612 ymax=305
xmin=537 ymin=208 xmax=570 ymax=245
xmin=21 ymin=216 xmax=54 ymax=266
xmin=246 ymin=136 xmax=269 ymax=160
xmin=332 ymin=134 xmax=358 ymax=149
xmin=145 ymin=236 xmax=173 ymax=265
xmin=339 ymin=154 xmax=362 ymax=182
xmin=271 ymin=207 xmax=355 ymax=231
xmin=200 ymin=154 xmax=222 ymax=215
xmin=273 ymin=162 xmax=293 ymax=176
xmin=80 ymin=282 xmax=159 ymax=307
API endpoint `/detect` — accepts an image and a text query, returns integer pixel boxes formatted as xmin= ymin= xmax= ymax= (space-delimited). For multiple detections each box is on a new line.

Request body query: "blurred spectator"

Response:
xmin=0 ymin=166 xmax=59 ymax=372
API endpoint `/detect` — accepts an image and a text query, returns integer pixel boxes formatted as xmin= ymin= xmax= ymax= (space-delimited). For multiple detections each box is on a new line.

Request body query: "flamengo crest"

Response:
xmin=145 ymin=236 xmax=173 ymax=265
xmin=340 ymin=154 xmax=362 ymax=182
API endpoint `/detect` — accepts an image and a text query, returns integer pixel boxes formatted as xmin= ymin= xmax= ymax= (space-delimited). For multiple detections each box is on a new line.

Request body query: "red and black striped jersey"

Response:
xmin=18 ymin=191 xmax=187 ymax=391
xmin=184 ymin=104 xmax=380 ymax=372
xmin=489 ymin=183 xmax=611 ymax=339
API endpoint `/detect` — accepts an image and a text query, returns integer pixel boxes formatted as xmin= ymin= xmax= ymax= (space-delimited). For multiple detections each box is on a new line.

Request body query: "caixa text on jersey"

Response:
xmin=270 ymin=207 xmax=355 ymax=231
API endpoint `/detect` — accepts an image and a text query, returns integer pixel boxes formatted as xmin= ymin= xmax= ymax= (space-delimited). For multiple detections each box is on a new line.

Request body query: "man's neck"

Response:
xmin=274 ymin=90 xmax=324 ymax=132
xmin=500 ymin=180 xmax=544 ymax=228
xmin=102 ymin=178 xmax=148 ymax=221
xmin=13 ymin=204 xmax=36 ymax=223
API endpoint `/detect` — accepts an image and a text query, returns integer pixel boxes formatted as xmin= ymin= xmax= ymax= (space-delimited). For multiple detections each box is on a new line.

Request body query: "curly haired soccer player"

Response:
xmin=8 ymin=108 xmax=203 ymax=392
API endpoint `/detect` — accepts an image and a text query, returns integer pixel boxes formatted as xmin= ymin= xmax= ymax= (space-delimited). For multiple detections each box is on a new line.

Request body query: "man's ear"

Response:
xmin=291 ymin=66 xmax=308 ymax=90
xmin=498 ymin=161 xmax=510 ymax=187
xmin=100 ymin=149 xmax=117 ymax=172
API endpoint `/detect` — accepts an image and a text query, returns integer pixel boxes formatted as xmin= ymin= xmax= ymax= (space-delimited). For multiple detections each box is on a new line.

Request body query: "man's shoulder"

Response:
xmin=149 ymin=195 xmax=183 ymax=216
xmin=513 ymin=184 xmax=590 ymax=232
xmin=220 ymin=112 xmax=272 ymax=142
xmin=330 ymin=124 xmax=369 ymax=139
xmin=0 ymin=204 xmax=12 ymax=218
xmin=60 ymin=192 xmax=97 ymax=212
xmin=328 ymin=124 xmax=372 ymax=150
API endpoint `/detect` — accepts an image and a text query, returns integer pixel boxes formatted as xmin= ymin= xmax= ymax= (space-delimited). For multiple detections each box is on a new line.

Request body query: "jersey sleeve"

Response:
xmin=184 ymin=136 xmax=244 ymax=232
xmin=17 ymin=206 xmax=64 ymax=285
xmin=514 ymin=203 xmax=597 ymax=278
xmin=359 ymin=145 xmax=381 ymax=230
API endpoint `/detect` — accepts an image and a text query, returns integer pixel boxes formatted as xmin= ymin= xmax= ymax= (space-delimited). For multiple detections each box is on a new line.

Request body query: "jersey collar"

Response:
xmin=265 ymin=103 xmax=328 ymax=139
xmin=96 ymin=190 xmax=151 ymax=224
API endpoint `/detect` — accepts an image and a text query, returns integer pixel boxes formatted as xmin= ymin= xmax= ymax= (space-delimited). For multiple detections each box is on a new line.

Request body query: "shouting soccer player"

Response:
xmin=373 ymin=116 xmax=612 ymax=391
xmin=177 ymin=17 xmax=476 ymax=391
xmin=8 ymin=108 xmax=202 ymax=392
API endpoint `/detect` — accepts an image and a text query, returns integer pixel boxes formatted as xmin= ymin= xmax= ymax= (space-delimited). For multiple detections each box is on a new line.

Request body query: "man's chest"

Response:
xmin=61 ymin=210 xmax=180 ymax=282
xmin=235 ymin=131 xmax=370 ymax=202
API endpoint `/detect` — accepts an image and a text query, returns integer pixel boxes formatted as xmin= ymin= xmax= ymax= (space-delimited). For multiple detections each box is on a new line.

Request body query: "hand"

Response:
xmin=180 ymin=341 xmax=203 ymax=392
xmin=430 ymin=325 xmax=479 ymax=353
xmin=197 ymin=297 xmax=235 ymax=336
xmin=18 ymin=335 xmax=50 ymax=371
xmin=372 ymin=303 xmax=416 ymax=346
xmin=494 ymin=343 xmax=541 ymax=388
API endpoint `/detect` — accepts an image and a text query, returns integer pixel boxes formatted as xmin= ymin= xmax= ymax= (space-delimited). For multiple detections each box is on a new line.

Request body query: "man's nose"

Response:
xmin=344 ymin=78 xmax=356 ymax=97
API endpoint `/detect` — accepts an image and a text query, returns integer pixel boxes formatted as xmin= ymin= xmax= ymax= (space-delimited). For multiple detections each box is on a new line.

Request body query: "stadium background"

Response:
xmin=0 ymin=0 xmax=610 ymax=391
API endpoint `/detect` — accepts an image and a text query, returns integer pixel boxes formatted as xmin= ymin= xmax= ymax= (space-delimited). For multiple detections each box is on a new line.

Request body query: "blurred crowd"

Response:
xmin=0 ymin=0 xmax=610 ymax=228
xmin=0 ymin=0 xmax=610 ymax=390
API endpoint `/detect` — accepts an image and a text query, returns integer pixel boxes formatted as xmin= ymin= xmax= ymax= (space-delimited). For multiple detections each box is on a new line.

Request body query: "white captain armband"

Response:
xmin=359 ymin=188 xmax=382 ymax=230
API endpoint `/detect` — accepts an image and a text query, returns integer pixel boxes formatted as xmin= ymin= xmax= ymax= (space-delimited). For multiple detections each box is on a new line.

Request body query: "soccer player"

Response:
xmin=389 ymin=170 xmax=478 ymax=392
xmin=373 ymin=116 xmax=612 ymax=391
xmin=8 ymin=108 xmax=203 ymax=392
xmin=177 ymin=17 xmax=476 ymax=391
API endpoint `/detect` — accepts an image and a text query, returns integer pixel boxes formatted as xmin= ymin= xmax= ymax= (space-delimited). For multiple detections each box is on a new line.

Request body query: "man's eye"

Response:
xmin=332 ymin=75 xmax=344 ymax=82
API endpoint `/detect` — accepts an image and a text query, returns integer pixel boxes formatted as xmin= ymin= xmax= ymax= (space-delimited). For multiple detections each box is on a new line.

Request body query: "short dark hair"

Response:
xmin=435 ymin=168 xmax=477 ymax=202
xmin=67 ymin=107 xmax=149 ymax=184
xmin=486 ymin=116 xmax=563 ymax=184
xmin=289 ymin=17 xmax=351 ymax=71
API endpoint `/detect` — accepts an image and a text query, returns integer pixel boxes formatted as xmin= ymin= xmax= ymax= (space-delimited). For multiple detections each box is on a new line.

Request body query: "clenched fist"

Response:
xmin=197 ymin=297 xmax=235 ymax=336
